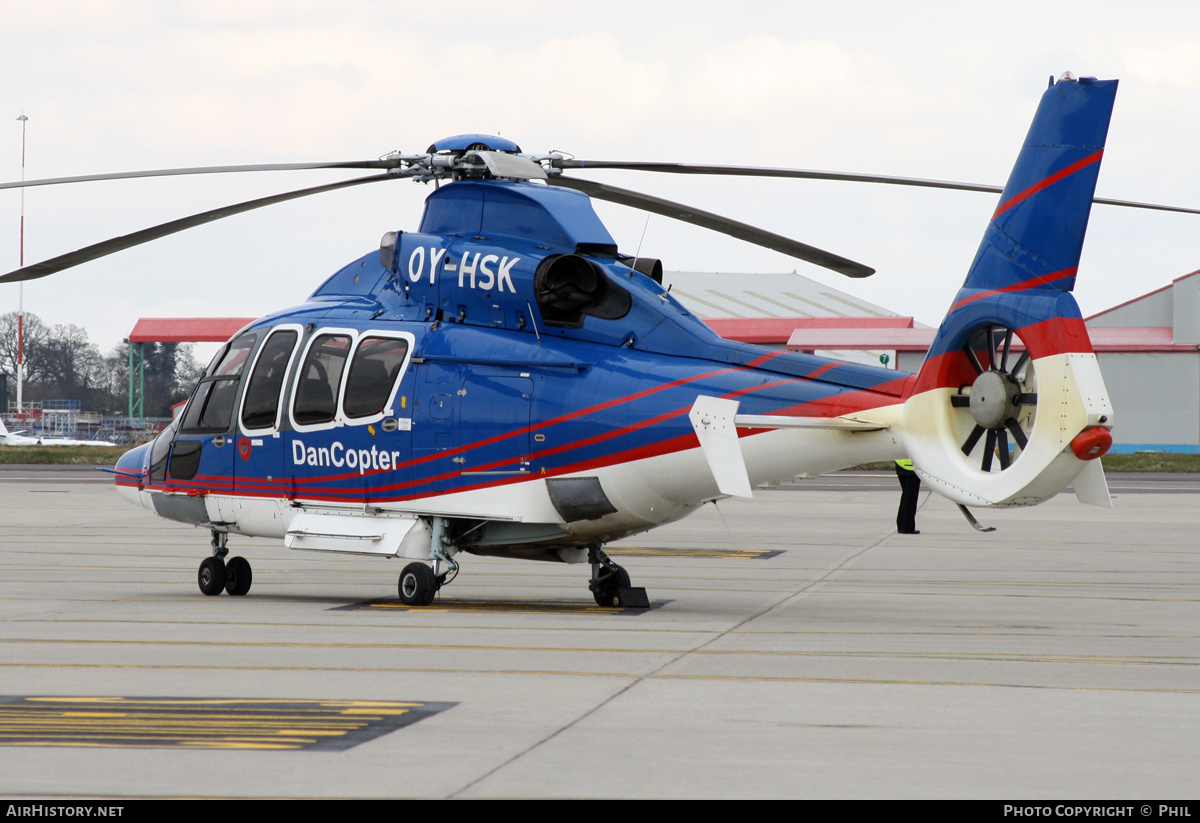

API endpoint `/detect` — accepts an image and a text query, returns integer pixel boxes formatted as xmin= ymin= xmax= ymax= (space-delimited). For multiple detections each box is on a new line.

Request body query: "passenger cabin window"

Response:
xmin=343 ymin=336 xmax=409 ymax=419
xmin=180 ymin=333 xmax=257 ymax=433
xmin=293 ymin=334 xmax=351 ymax=425
xmin=241 ymin=330 xmax=298 ymax=430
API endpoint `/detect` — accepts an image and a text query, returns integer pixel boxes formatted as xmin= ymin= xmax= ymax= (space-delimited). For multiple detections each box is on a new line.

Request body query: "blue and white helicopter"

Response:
xmin=2 ymin=75 xmax=1165 ymax=607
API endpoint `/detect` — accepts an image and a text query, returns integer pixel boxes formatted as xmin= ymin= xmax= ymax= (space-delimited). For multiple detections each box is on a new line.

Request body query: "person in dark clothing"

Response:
xmin=894 ymin=458 xmax=920 ymax=534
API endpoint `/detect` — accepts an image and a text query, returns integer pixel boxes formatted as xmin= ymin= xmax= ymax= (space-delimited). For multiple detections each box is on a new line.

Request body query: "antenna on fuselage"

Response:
xmin=525 ymin=301 xmax=541 ymax=343
xmin=630 ymin=215 xmax=651 ymax=276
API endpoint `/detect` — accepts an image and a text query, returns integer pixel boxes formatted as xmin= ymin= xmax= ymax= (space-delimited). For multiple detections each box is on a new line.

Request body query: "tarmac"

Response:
xmin=0 ymin=467 xmax=1197 ymax=799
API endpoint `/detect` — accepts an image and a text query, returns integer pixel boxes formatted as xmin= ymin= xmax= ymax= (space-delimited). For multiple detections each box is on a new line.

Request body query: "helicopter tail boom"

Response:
xmin=899 ymin=74 xmax=1117 ymax=508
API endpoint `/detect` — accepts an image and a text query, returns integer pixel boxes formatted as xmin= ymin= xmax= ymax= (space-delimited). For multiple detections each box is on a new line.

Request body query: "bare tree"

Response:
xmin=2 ymin=312 xmax=206 ymax=415
xmin=0 ymin=311 xmax=50 ymax=384
xmin=40 ymin=324 xmax=105 ymax=393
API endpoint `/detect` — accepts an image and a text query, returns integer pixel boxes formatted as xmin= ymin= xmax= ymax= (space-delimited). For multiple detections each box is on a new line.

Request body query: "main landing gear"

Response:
xmin=397 ymin=518 xmax=459 ymax=606
xmin=397 ymin=556 xmax=458 ymax=607
xmin=397 ymin=563 xmax=438 ymax=606
xmin=588 ymin=545 xmax=649 ymax=608
xmin=197 ymin=530 xmax=253 ymax=596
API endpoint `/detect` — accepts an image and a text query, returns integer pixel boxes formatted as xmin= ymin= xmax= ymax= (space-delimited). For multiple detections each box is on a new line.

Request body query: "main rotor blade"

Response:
xmin=547 ymin=175 xmax=873 ymax=278
xmin=0 ymin=173 xmax=396 ymax=283
xmin=554 ymin=160 xmax=1200 ymax=217
xmin=0 ymin=160 xmax=400 ymax=191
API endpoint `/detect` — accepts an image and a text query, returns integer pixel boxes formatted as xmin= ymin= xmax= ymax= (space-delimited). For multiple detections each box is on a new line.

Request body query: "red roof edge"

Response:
xmin=129 ymin=317 xmax=257 ymax=344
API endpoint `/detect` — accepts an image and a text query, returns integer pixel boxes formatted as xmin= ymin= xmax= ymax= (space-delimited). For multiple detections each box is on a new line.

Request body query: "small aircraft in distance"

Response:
xmin=0 ymin=73 xmax=1169 ymax=607
xmin=0 ymin=418 xmax=116 ymax=447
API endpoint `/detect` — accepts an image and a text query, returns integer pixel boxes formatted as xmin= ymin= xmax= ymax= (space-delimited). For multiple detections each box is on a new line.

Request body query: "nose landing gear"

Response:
xmin=197 ymin=530 xmax=253 ymax=596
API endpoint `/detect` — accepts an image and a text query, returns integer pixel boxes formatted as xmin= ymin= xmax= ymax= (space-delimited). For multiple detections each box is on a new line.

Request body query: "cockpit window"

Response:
xmin=293 ymin=334 xmax=351 ymax=425
xmin=180 ymin=333 xmax=257 ymax=433
xmin=343 ymin=336 xmax=410 ymax=419
xmin=209 ymin=334 xmax=255 ymax=378
xmin=241 ymin=329 xmax=298 ymax=430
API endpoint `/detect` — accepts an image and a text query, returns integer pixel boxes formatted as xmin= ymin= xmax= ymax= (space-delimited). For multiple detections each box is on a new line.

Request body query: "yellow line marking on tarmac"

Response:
xmin=1 ymin=637 xmax=1196 ymax=666
xmin=0 ymin=665 xmax=1195 ymax=696
xmin=9 ymin=617 xmax=1200 ymax=642
xmin=606 ymin=547 xmax=779 ymax=559
xmin=0 ymin=697 xmax=444 ymax=750
xmin=362 ymin=601 xmax=629 ymax=614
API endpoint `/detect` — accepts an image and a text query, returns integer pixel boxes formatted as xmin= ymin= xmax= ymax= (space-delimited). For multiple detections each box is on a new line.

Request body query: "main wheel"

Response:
xmin=398 ymin=563 xmax=438 ymax=606
xmin=224 ymin=556 xmax=253 ymax=596
xmin=198 ymin=557 xmax=226 ymax=596
xmin=592 ymin=565 xmax=631 ymax=607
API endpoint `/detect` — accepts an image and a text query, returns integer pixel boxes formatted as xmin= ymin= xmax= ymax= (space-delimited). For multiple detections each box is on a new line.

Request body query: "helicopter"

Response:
xmin=0 ymin=74 xmax=1157 ymax=607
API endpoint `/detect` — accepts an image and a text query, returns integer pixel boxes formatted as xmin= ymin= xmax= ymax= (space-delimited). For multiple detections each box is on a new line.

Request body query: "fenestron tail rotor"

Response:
xmin=950 ymin=325 xmax=1038 ymax=472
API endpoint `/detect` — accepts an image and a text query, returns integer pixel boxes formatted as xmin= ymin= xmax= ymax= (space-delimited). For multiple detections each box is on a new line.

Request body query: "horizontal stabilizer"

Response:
xmin=690 ymin=396 xmax=752 ymax=498
xmin=735 ymin=414 xmax=885 ymax=431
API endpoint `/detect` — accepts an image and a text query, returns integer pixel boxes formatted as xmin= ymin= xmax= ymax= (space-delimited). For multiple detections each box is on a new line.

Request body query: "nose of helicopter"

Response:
xmin=114 ymin=442 xmax=154 ymax=510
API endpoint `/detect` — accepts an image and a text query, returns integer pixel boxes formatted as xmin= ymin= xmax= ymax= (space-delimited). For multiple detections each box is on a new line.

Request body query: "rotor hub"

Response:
xmin=968 ymin=369 xmax=1020 ymax=430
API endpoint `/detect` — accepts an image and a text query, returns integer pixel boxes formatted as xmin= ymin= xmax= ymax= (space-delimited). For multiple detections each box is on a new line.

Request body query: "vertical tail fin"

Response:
xmin=902 ymin=75 xmax=1116 ymax=507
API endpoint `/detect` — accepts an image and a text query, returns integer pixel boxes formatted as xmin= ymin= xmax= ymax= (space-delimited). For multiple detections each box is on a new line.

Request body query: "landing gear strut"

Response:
xmin=588 ymin=544 xmax=649 ymax=608
xmin=396 ymin=517 xmax=458 ymax=607
xmin=197 ymin=530 xmax=253 ymax=596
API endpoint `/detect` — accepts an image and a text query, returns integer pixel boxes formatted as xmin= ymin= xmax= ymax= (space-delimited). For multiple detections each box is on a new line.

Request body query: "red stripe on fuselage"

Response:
xmin=278 ymin=352 xmax=794 ymax=488
xmin=238 ymin=376 xmax=815 ymax=500
xmin=141 ymin=364 xmax=901 ymax=504
xmin=763 ymin=375 xmax=910 ymax=419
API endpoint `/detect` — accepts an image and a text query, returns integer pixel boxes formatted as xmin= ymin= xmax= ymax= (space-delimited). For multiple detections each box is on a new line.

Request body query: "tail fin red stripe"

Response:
xmin=991 ymin=149 xmax=1104 ymax=221
xmin=949 ymin=266 xmax=1078 ymax=312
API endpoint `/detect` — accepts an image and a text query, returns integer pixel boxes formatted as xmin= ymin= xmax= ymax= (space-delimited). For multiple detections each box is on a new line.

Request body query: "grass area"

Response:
xmin=0 ymin=444 xmax=130 ymax=465
xmin=851 ymin=453 xmax=1200 ymax=473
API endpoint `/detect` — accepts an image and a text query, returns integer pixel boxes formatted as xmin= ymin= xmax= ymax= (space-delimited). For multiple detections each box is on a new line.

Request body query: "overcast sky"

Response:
xmin=3 ymin=0 xmax=1199 ymax=359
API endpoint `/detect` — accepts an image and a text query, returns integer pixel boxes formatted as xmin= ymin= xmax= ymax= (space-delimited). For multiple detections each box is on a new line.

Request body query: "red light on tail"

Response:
xmin=1070 ymin=427 xmax=1112 ymax=460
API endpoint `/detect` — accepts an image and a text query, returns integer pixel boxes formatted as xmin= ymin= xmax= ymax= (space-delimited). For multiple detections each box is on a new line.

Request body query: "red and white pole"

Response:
xmin=15 ymin=112 xmax=27 ymax=414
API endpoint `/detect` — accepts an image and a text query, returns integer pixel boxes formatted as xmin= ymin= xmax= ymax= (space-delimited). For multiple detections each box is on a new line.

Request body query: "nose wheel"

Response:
xmin=197 ymin=531 xmax=253 ymax=596
xmin=224 ymin=556 xmax=253 ymax=596
xmin=198 ymin=556 xmax=226 ymax=596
